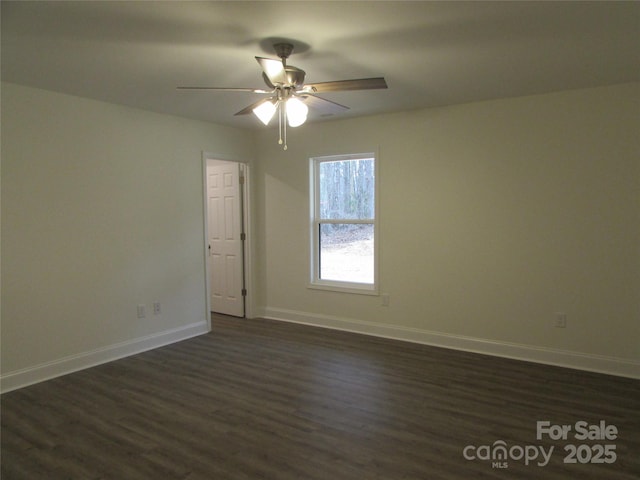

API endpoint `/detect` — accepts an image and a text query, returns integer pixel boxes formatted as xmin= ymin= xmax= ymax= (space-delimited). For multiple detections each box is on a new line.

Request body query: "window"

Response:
xmin=310 ymin=152 xmax=378 ymax=294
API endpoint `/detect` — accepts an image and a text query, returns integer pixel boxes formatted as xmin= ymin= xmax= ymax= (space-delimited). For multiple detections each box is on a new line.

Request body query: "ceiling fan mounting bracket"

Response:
xmin=274 ymin=42 xmax=294 ymax=61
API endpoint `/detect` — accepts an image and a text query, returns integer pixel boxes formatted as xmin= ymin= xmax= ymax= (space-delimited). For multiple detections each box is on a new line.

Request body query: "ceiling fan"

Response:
xmin=177 ymin=42 xmax=388 ymax=149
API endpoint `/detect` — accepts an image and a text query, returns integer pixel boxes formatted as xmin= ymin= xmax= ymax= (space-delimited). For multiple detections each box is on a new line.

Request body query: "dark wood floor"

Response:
xmin=2 ymin=315 xmax=639 ymax=479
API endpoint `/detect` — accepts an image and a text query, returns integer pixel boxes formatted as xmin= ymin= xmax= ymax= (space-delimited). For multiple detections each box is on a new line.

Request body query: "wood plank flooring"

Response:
xmin=2 ymin=314 xmax=639 ymax=479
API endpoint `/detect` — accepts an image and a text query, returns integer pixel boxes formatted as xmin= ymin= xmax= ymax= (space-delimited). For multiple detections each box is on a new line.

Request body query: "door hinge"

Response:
xmin=241 ymin=289 xmax=247 ymax=296
xmin=239 ymin=175 xmax=245 ymax=185
xmin=240 ymin=233 xmax=246 ymax=241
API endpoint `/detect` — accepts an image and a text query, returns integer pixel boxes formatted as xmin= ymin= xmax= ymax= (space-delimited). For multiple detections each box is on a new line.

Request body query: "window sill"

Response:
xmin=308 ymin=281 xmax=379 ymax=296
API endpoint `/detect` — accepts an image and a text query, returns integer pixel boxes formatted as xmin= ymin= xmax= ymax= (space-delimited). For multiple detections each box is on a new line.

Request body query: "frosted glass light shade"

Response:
xmin=253 ymin=100 xmax=277 ymax=125
xmin=286 ymin=97 xmax=308 ymax=127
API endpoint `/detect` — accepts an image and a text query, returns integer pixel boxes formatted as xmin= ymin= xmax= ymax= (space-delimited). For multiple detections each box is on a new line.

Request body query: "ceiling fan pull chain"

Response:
xmin=278 ymin=101 xmax=283 ymax=146
xmin=283 ymin=105 xmax=288 ymax=150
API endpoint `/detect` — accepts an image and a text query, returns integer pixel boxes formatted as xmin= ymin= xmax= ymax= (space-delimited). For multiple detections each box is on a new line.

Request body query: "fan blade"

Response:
xmin=234 ymin=97 xmax=275 ymax=116
xmin=305 ymin=77 xmax=387 ymax=93
xmin=262 ymin=72 xmax=275 ymax=89
xmin=176 ymin=86 xmax=271 ymax=93
xmin=256 ymin=57 xmax=287 ymax=85
xmin=299 ymin=94 xmax=350 ymax=116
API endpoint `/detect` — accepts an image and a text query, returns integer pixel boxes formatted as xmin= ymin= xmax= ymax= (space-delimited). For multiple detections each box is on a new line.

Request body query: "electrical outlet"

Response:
xmin=555 ymin=312 xmax=567 ymax=328
xmin=137 ymin=304 xmax=146 ymax=319
xmin=153 ymin=302 xmax=161 ymax=315
xmin=381 ymin=294 xmax=390 ymax=307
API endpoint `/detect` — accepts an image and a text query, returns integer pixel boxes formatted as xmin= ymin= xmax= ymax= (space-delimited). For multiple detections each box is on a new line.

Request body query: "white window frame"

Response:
xmin=309 ymin=152 xmax=379 ymax=295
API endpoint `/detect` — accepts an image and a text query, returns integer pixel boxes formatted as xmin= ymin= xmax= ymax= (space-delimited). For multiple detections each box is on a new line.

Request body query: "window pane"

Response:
xmin=320 ymin=224 xmax=374 ymax=284
xmin=319 ymin=159 xmax=374 ymax=220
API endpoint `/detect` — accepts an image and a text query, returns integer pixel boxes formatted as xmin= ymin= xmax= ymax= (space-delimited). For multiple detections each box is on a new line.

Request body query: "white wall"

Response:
xmin=1 ymin=83 xmax=255 ymax=390
xmin=255 ymin=83 xmax=640 ymax=377
xmin=2 ymin=82 xmax=637 ymax=389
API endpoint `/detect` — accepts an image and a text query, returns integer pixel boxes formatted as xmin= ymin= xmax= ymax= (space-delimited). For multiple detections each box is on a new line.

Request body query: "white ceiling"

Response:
xmin=2 ymin=1 xmax=638 ymax=130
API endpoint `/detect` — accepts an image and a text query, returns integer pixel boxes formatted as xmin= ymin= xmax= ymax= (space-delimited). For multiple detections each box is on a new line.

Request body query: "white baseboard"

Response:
xmin=262 ymin=307 xmax=640 ymax=380
xmin=0 ymin=321 xmax=210 ymax=393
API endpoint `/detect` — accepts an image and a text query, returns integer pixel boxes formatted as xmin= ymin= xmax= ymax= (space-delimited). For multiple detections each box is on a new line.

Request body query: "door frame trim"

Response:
xmin=202 ymin=153 xmax=254 ymax=329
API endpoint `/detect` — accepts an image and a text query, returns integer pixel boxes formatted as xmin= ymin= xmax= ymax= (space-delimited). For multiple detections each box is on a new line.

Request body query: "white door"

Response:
xmin=207 ymin=160 xmax=245 ymax=317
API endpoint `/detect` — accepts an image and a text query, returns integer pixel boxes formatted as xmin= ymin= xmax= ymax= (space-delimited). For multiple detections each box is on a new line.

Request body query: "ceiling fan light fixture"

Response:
xmin=252 ymin=100 xmax=277 ymax=125
xmin=286 ymin=97 xmax=308 ymax=127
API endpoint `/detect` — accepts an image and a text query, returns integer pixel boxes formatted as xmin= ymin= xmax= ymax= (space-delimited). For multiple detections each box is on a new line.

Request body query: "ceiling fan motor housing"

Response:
xmin=285 ymin=66 xmax=305 ymax=88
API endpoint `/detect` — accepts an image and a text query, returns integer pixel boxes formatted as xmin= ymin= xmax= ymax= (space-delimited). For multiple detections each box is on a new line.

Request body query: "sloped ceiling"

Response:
xmin=2 ymin=1 xmax=638 ymax=129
